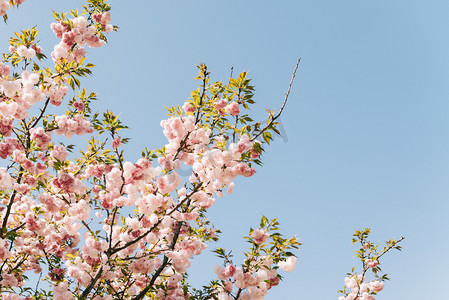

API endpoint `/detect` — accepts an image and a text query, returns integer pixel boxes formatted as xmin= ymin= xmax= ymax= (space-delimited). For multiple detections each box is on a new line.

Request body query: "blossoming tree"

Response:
xmin=0 ymin=1 xmax=403 ymax=299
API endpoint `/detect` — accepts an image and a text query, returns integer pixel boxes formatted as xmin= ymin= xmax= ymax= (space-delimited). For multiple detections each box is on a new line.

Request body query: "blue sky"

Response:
xmin=2 ymin=0 xmax=449 ymax=298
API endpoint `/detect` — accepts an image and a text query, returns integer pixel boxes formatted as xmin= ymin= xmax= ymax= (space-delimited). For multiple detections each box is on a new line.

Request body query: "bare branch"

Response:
xmin=251 ymin=58 xmax=301 ymax=142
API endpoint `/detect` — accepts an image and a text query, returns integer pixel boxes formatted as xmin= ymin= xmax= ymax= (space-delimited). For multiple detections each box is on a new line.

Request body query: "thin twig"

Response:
xmin=30 ymin=97 xmax=51 ymax=128
xmin=251 ymin=58 xmax=301 ymax=142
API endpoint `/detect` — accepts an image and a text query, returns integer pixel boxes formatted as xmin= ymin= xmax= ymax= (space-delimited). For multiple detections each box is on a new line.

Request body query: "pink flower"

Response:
xmin=25 ymin=48 xmax=36 ymax=59
xmin=250 ymin=148 xmax=260 ymax=158
xmin=225 ymin=102 xmax=240 ymax=116
xmin=223 ymin=264 xmax=236 ymax=277
xmin=366 ymin=259 xmax=379 ymax=268
xmin=0 ymin=142 xmax=14 ymax=159
xmin=74 ymin=101 xmax=85 ymax=112
xmin=265 ymin=277 xmax=279 ymax=291
xmin=361 ymin=293 xmax=375 ymax=300
xmin=101 ymin=12 xmax=112 ymax=25
xmin=182 ymin=102 xmax=196 ymax=113
xmin=30 ymin=127 xmax=52 ymax=150
xmin=0 ymin=117 xmax=13 ymax=137
xmin=16 ymin=45 xmax=35 ymax=59
xmin=16 ymin=45 xmax=27 ymax=57
xmin=251 ymin=228 xmax=269 ymax=244
xmin=278 ymin=256 xmax=297 ymax=272
xmin=72 ymin=47 xmax=86 ymax=62
xmin=0 ymin=168 xmax=13 ymax=190
xmin=214 ymin=98 xmax=227 ymax=110
xmin=112 ymin=137 xmax=121 ymax=148
xmin=1 ymin=79 xmax=21 ymax=98
xmin=370 ymin=280 xmax=384 ymax=292
xmin=52 ymin=172 xmax=75 ymax=193
xmin=0 ymin=62 xmax=10 ymax=77
xmin=214 ymin=265 xmax=226 ymax=280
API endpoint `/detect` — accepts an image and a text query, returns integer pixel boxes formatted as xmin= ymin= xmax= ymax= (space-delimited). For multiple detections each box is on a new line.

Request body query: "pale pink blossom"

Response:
xmin=370 ymin=280 xmax=384 ymax=292
xmin=214 ymin=98 xmax=227 ymax=110
xmin=0 ymin=168 xmax=13 ymax=190
xmin=366 ymin=259 xmax=379 ymax=268
xmin=182 ymin=102 xmax=196 ymax=113
xmin=251 ymin=228 xmax=270 ymax=244
xmin=278 ymin=256 xmax=297 ymax=272
xmin=224 ymin=102 xmax=240 ymax=116
xmin=51 ymin=145 xmax=69 ymax=161
xmin=112 ymin=137 xmax=121 ymax=148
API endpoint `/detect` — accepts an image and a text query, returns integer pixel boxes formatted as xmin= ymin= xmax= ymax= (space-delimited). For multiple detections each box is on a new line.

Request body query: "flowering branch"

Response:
xmin=338 ymin=229 xmax=404 ymax=300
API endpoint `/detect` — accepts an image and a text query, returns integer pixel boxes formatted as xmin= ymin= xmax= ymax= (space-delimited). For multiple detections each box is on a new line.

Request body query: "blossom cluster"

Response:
xmin=212 ymin=255 xmax=297 ymax=300
xmin=51 ymin=12 xmax=112 ymax=62
xmin=338 ymin=229 xmax=403 ymax=300
xmin=0 ymin=0 xmax=26 ymax=17
xmin=0 ymin=23 xmax=298 ymax=298
xmin=0 ymin=65 xmax=90 ymax=135
xmin=339 ymin=275 xmax=384 ymax=300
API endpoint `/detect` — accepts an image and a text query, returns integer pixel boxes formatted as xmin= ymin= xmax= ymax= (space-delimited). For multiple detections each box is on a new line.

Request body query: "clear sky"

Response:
xmin=1 ymin=0 xmax=449 ymax=299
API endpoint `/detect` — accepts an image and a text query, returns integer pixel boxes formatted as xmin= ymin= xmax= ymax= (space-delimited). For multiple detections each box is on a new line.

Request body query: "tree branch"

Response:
xmin=131 ymin=220 xmax=184 ymax=300
xmin=251 ymin=58 xmax=301 ymax=142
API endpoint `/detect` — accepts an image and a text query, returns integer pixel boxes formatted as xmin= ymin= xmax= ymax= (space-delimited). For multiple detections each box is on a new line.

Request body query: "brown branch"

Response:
xmin=80 ymin=266 xmax=103 ymax=299
xmin=30 ymin=97 xmax=51 ymax=129
xmin=251 ymin=58 xmax=301 ymax=142
xmin=232 ymin=87 xmax=242 ymax=143
xmin=106 ymin=182 xmax=203 ymax=256
xmin=131 ymin=221 xmax=184 ymax=300
xmin=234 ymin=289 xmax=243 ymax=299
xmin=0 ymin=167 xmax=24 ymax=237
